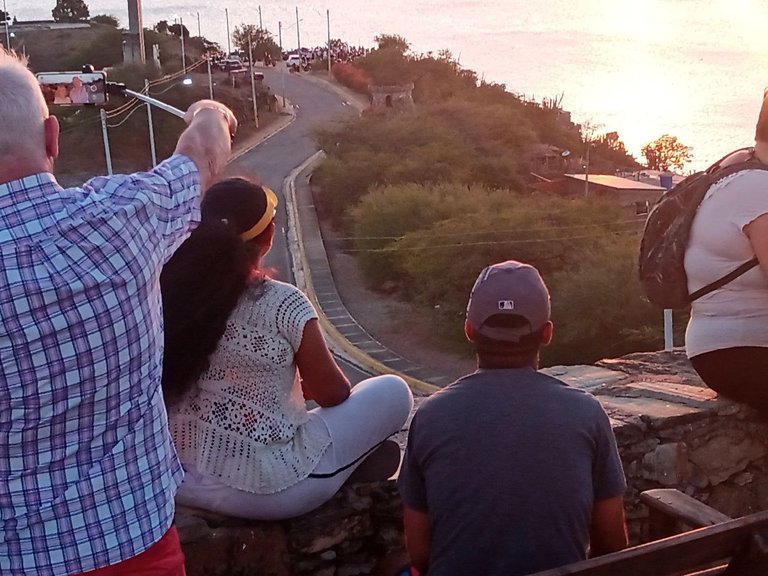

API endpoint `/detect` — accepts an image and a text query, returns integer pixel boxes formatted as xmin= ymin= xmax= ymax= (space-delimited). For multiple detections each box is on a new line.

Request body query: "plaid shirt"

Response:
xmin=0 ymin=154 xmax=200 ymax=575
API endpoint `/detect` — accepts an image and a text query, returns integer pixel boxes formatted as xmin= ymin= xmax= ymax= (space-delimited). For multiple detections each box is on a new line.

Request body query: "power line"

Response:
xmin=343 ymin=228 xmax=640 ymax=253
xmin=336 ymin=219 xmax=644 ymax=241
xmin=59 ymin=115 xmax=101 ymax=134
xmin=107 ymin=103 xmax=146 ymax=128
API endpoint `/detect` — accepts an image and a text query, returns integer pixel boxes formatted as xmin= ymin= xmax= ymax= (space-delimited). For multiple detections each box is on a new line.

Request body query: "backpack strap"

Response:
xmin=706 ymin=146 xmax=756 ymax=174
xmin=688 ymin=258 xmax=760 ymax=302
xmin=688 ymin=148 xmax=765 ymax=303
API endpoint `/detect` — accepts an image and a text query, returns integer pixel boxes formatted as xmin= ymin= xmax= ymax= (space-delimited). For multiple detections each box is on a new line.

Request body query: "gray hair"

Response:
xmin=0 ymin=48 xmax=49 ymax=158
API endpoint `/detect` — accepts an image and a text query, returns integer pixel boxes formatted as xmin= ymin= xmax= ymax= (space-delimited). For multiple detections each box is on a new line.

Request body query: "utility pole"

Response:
xmin=206 ymin=53 xmax=213 ymax=99
xmin=295 ymin=6 xmax=301 ymax=72
xmin=99 ymin=109 xmax=113 ymax=176
xmin=584 ymin=142 xmax=590 ymax=198
xmin=225 ymin=7 xmax=231 ymax=55
xmin=249 ymin=35 xmax=259 ymax=128
xmin=327 ymin=9 xmax=331 ymax=79
xmin=145 ymin=79 xmax=157 ymax=167
xmin=258 ymin=5 xmax=263 ymax=30
xmin=195 ymin=11 xmax=201 ymax=38
xmin=3 ymin=0 xmax=9 ymax=49
xmin=179 ymin=16 xmax=186 ymax=73
xmin=279 ymin=20 xmax=286 ymax=107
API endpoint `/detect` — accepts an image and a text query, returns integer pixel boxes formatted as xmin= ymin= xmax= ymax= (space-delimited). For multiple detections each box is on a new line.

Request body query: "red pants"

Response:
xmin=76 ymin=526 xmax=186 ymax=576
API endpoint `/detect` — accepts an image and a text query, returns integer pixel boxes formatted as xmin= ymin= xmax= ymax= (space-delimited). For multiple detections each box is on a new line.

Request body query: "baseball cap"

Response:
xmin=466 ymin=260 xmax=551 ymax=343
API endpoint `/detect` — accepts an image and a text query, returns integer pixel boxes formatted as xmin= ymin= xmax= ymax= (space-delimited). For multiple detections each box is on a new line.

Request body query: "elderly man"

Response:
xmin=0 ymin=49 xmax=237 ymax=575
xmin=399 ymin=260 xmax=628 ymax=576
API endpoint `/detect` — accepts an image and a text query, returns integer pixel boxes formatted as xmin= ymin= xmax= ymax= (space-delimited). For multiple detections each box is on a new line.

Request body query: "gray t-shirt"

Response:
xmin=398 ymin=368 xmax=626 ymax=576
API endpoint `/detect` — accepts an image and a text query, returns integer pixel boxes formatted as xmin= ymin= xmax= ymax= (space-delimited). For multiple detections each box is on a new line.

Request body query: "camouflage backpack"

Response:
xmin=638 ymin=147 xmax=764 ymax=309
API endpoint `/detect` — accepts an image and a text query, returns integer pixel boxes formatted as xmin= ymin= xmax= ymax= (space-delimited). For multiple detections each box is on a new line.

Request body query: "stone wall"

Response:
xmin=178 ymin=481 xmax=404 ymax=576
xmin=177 ymin=350 xmax=768 ymax=574
xmin=555 ymin=350 xmax=768 ymax=542
xmin=368 ymin=84 xmax=415 ymax=113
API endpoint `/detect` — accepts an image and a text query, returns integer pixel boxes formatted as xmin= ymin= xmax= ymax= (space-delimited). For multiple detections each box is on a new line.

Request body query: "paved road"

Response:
xmin=224 ymin=67 xmax=358 ymax=280
xmin=222 ymin=68 xmax=368 ymax=382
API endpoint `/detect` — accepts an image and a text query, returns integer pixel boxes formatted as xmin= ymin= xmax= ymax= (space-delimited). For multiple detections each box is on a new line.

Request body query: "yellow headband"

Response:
xmin=240 ymin=186 xmax=278 ymax=241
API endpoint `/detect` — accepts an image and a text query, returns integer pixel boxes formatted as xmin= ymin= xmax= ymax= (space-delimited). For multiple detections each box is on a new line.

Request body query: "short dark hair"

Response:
xmin=471 ymin=314 xmax=545 ymax=369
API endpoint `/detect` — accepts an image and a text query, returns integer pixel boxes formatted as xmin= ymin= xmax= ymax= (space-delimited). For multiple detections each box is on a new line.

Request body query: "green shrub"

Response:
xmin=346 ymin=181 xmax=657 ymax=365
xmin=91 ymin=14 xmax=119 ymax=27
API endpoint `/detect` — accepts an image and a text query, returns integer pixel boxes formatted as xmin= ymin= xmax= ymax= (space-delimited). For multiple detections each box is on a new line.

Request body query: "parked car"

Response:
xmin=219 ymin=58 xmax=246 ymax=72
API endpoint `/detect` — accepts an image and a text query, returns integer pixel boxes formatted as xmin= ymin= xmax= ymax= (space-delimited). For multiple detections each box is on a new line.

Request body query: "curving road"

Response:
xmin=224 ymin=67 xmax=358 ymax=282
xmin=222 ymin=67 xmax=368 ymax=382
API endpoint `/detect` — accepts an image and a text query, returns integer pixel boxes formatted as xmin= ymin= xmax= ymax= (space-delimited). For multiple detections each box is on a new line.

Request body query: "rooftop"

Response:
xmin=564 ymin=173 xmax=666 ymax=191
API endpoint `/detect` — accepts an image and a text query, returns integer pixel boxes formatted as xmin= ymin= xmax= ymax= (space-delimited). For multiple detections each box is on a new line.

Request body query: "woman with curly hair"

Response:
xmin=161 ymin=177 xmax=413 ymax=520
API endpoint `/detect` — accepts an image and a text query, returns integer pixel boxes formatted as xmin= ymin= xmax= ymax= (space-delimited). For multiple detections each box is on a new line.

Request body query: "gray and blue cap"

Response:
xmin=466 ymin=260 xmax=551 ymax=343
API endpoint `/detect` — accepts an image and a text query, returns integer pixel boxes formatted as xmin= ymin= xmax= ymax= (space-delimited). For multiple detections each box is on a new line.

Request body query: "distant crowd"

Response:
xmin=288 ymin=39 xmax=370 ymax=64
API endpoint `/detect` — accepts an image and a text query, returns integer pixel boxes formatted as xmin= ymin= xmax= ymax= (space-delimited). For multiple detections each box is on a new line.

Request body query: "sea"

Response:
xmin=18 ymin=0 xmax=768 ymax=170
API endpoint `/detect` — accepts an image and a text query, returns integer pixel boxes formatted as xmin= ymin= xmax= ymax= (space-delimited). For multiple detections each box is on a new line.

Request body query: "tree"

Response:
xmin=642 ymin=134 xmax=693 ymax=171
xmin=374 ymin=34 xmax=410 ymax=55
xmin=52 ymin=0 xmax=90 ymax=23
xmin=91 ymin=14 xmax=119 ymax=27
xmin=155 ymin=20 xmax=169 ymax=34
xmin=590 ymin=131 xmax=640 ymax=171
xmin=168 ymin=22 xmax=190 ymax=38
xmin=231 ymin=24 xmax=281 ymax=61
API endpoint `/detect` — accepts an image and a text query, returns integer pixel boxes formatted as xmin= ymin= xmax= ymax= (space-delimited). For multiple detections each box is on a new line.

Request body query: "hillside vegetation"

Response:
xmin=314 ymin=36 xmax=664 ymax=366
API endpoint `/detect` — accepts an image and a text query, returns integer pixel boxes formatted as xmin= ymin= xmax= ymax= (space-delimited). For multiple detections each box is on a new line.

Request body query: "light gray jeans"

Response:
xmin=175 ymin=374 xmax=413 ymax=520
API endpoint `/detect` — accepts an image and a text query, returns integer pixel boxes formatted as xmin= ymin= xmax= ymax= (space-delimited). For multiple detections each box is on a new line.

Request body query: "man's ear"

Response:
xmin=43 ymin=116 xmax=60 ymax=161
xmin=464 ymin=319 xmax=474 ymax=342
xmin=540 ymin=321 xmax=554 ymax=347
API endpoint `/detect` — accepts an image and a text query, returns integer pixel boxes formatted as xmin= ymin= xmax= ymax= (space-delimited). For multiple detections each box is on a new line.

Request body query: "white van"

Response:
xmin=286 ymin=54 xmax=302 ymax=69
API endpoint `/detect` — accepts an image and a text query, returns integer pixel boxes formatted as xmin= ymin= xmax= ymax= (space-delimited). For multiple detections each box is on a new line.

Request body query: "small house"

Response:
xmin=562 ymin=174 xmax=665 ymax=215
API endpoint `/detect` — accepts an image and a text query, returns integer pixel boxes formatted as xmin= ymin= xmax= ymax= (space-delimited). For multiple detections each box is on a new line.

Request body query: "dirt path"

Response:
xmin=318 ymin=214 xmax=476 ymax=385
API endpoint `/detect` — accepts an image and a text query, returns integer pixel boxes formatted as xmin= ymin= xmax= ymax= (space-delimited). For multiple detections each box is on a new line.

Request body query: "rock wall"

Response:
xmin=178 ymin=482 xmax=404 ymax=576
xmin=177 ymin=349 xmax=768 ymax=574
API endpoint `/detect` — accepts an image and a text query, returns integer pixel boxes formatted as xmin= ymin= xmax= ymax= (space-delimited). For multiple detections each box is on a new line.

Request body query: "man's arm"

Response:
xmin=403 ymin=506 xmax=431 ymax=573
xmin=175 ymin=100 xmax=238 ymax=192
xmin=590 ymin=495 xmax=628 ymax=557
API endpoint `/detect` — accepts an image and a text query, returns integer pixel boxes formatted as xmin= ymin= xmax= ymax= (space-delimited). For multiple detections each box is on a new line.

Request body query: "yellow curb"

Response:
xmin=283 ymin=153 xmax=439 ymax=396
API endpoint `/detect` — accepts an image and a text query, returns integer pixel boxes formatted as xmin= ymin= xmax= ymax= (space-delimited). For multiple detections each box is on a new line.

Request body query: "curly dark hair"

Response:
xmin=160 ymin=178 xmax=276 ymax=404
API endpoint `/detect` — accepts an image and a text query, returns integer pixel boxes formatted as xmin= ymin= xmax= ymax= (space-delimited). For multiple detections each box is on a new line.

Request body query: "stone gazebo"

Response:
xmin=368 ymin=83 xmax=415 ymax=113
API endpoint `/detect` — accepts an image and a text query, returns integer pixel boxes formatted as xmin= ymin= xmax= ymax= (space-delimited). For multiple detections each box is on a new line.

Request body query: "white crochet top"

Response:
xmin=168 ymin=279 xmax=330 ymax=494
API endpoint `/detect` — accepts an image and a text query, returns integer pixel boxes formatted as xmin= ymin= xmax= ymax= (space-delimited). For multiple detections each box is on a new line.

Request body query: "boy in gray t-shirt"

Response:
xmin=398 ymin=261 xmax=628 ymax=576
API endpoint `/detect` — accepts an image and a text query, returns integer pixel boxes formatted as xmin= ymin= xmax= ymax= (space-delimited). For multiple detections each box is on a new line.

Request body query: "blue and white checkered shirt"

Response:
xmin=0 ymin=154 xmax=201 ymax=575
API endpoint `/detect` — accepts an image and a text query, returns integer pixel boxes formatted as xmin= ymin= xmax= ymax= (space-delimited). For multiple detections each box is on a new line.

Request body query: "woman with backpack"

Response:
xmin=160 ymin=177 xmax=413 ymax=519
xmin=684 ymin=94 xmax=768 ymax=414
